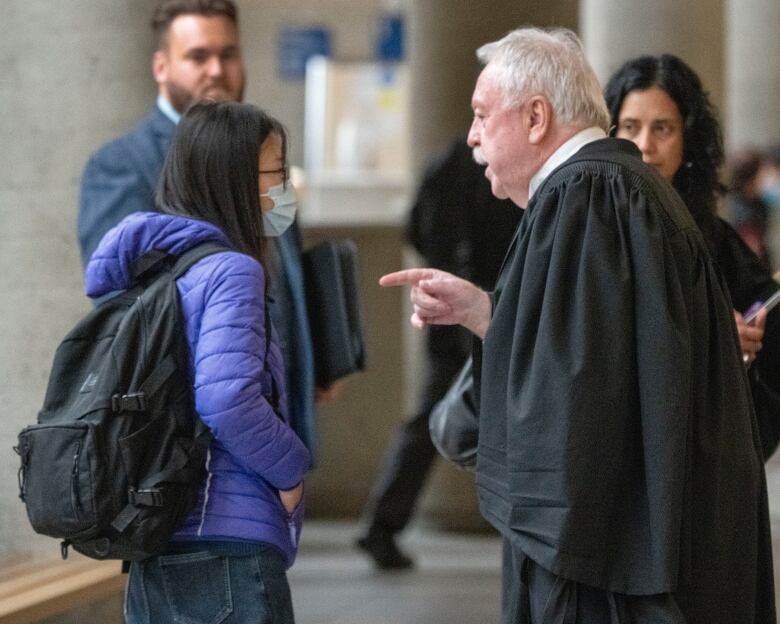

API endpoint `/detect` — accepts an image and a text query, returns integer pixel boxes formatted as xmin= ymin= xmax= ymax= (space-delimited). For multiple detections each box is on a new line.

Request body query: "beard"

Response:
xmin=165 ymin=78 xmax=245 ymax=114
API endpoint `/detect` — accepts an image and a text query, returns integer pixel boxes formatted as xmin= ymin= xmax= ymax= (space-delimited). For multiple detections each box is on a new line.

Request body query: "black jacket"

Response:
xmin=407 ymin=136 xmax=519 ymax=365
xmin=702 ymin=214 xmax=780 ymax=459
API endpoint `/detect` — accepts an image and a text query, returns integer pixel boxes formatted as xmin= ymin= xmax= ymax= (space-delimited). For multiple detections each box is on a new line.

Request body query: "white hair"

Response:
xmin=476 ymin=27 xmax=610 ymax=131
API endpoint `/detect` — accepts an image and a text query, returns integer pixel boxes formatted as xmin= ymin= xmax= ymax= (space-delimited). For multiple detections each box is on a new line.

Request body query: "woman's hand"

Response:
xmin=279 ymin=482 xmax=304 ymax=514
xmin=734 ymin=308 xmax=767 ymax=365
xmin=316 ymin=380 xmax=345 ymax=404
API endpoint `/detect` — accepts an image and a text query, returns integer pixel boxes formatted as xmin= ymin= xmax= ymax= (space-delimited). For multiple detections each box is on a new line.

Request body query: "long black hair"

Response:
xmin=157 ymin=101 xmax=287 ymax=267
xmin=604 ymin=54 xmax=724 ymax=242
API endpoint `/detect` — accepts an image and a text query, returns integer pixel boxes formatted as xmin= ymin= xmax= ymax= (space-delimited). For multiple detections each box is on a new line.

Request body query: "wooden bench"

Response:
xmin=0 ymin=555 xmax=125 ymax=624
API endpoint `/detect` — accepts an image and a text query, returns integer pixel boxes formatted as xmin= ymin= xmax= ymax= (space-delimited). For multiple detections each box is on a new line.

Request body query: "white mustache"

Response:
xmin=472 ymin=147 xmax=487 ymax=166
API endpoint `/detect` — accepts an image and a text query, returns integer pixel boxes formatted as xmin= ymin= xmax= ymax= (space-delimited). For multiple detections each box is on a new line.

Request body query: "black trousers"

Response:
xmin=502 ymin=540 xmax=685 ymax=624
xmin=361 ymin=354 xmax=466 ymax=536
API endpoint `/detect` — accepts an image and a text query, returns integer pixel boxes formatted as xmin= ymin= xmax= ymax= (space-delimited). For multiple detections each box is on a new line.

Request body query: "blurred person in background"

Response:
xmin=605 ymin=54 xmax=780 ymax=459
xmin=356 ymin=135 xmax=519 ymax=569
xmin=726 ymin=148 xmax=772 ymax=269
xmin=759 ymin=144 xmax=780 ymax=210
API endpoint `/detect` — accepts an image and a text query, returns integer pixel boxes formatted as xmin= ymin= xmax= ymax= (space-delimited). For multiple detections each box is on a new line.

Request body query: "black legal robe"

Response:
xmin=476 ymin=138 xmax=775 ymax=622
xmin=706 ymin=216 xmax=780 ymax=460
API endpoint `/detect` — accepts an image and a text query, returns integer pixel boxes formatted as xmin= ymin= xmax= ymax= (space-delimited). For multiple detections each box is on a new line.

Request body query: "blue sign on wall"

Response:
xmin=376 ymin=13 xmax=404 ymax=61
xmin=277 ymin=26 xmax=332 ymax=80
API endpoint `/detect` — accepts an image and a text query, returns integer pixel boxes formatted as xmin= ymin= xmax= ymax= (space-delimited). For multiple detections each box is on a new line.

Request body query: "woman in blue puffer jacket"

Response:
xmin=84 ymin=101 xmax=310 ymax=624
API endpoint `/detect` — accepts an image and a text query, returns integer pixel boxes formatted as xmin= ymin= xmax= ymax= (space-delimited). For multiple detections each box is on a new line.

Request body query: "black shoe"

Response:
xmin=356 ymin=533 xmax=414 ymax=570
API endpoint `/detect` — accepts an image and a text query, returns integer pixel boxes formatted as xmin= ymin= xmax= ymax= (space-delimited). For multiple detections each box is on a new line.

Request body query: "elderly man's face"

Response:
xmin=467 ymin=64 xmax=532 ymax=206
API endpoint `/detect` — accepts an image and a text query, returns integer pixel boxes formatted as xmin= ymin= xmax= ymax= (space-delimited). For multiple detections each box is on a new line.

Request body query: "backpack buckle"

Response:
xmin=128 ymin=487 xmax=164 ymax=507
xmin=111 ymin=392 xmax=147 ymax=413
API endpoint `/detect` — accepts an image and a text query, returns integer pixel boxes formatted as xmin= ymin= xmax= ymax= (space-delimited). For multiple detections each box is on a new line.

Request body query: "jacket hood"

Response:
xmin=84 ymin=211 xmax=231 ymax=298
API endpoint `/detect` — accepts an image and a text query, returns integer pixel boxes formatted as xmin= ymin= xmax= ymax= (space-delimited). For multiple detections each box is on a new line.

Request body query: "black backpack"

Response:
xmin=15 ymin=242 xmax=228 ymax=561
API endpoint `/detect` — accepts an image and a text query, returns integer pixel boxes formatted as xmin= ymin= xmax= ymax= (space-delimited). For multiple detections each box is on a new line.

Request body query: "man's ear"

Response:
xmin=152 ymin=50 xmax=168 ymax=86
xmin=527 ymin=96 xmax=552 ymax=145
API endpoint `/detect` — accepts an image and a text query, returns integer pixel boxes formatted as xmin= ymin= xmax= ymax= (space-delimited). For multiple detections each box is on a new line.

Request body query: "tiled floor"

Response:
xmin=40 ymin=458 xmax=780 ymax=623
xmin=291 ymin=456 xmax=780 ymax=624
xmin=289 ymin=522 xmax=503 ymax=624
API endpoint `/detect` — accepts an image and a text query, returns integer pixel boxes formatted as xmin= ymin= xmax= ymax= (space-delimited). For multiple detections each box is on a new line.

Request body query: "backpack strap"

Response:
xmin=108 ymin=242 xmax=233 ymax=415
xmin=107 ymin=355 xmax=176 ymax=414
xmin=130 ymin=249 xmax=169 ymax=283
xmin=130 ymin=241 xmax=230 ymax=285
xmin=172 ymin=241 xmax=232 ymax=278
xmin=110 ymin=241 xmax=282 ymax=536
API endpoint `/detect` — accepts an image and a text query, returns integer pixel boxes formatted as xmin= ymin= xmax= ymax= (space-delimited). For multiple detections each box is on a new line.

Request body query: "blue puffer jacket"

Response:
xmin=84 ymin=212 xmax=311 ymax=567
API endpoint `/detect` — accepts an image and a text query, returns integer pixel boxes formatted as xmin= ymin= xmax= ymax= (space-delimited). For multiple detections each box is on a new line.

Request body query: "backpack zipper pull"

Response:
xmin=61 ymin=540 xmax=70 ymax=560
xmin=13 ymin=443 xmax=28 ymax=501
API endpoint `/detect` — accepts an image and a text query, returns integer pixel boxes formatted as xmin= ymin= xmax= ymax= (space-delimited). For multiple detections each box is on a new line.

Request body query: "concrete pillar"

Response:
xmin=0 ymin=0 xmax=417 ymax=549
xmin=406 ymin=0 xmax=577 ymax=530
xmin=724 ymin=0 xmax=780 ymax=150
xmin=581 ymin=0 xmax=725 ymax=112
xmin=0 ymin=1 xmax=157 ymax=560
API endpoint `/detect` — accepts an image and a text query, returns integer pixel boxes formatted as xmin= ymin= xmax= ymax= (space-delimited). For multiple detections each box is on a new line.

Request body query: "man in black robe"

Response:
xmin=381 ymin=27 xmax=775 ymax=623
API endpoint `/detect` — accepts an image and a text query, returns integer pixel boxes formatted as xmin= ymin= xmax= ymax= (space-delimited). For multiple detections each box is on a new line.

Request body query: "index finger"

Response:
xmin=379 ymin=268 xmax=436 ymax=288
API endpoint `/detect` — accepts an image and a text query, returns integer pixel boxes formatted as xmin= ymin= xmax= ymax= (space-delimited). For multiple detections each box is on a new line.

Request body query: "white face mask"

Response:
xmin=260 ymin=181 xmax=297 ymax=237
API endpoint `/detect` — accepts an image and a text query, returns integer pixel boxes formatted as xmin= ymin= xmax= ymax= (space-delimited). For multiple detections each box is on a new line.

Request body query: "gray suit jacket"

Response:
xmin=78 ymin=106 xmax=175 ymax=266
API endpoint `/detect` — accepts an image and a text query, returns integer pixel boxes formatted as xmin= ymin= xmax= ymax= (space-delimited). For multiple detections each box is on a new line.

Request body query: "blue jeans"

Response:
xmin=125 ymin=548 xmax=294 ymax=624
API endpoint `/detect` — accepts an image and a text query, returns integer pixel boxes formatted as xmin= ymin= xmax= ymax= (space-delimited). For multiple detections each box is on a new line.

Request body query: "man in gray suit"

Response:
xmin=78 ymin=0 xmax=318 ymax=454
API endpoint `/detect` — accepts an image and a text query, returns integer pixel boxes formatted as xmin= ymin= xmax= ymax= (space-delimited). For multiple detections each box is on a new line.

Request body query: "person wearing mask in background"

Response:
xmin=381 ymin=28 xmax=774 ymax=622
xmin=726 ymin=148 xmax=772 ymax=269
xmin=759 ymin=144 xmax=780 ymax=210
xmin=85 ymin=101 xmax=309 ymax=623
xmin=605 ymin=54 xmax=780 ymax=459
xmin=77 ymin=0 xmax=321 ymax=457
xmin=758 ymin=144 xmax=780 ymax=270
xmin=356 ymin=135 xmax=519 ymax=569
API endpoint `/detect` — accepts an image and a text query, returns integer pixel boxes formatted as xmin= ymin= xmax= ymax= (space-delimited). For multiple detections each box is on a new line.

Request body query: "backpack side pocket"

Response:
xmin=17 ymin=422 xmax=98 ymax=538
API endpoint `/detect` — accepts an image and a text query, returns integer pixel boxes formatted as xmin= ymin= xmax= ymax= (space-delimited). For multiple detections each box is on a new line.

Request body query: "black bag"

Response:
xmin=302 ymin=239 xmax=366 ymax=387
xmin=428 ymin=357 xmax=478 ymax=470
xmin=14 ymin=243 xmax=227 ymax=561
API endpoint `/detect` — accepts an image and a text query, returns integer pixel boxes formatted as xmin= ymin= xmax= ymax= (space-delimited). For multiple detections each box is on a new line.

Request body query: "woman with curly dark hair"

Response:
xmin=605 ymin=54 xmax=780 ymax=459
xmin=605 ymin=55 xmax=725 ymax=247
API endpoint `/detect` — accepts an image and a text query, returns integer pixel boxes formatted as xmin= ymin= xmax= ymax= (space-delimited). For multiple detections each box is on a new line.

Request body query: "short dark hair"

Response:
xmin=604 ymin=54 xmax=724 ymax=227
xmin=156 ymin=101 xmax=287 ymax=269
xmin=151 ymin=0 xmax=238 ymax=49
